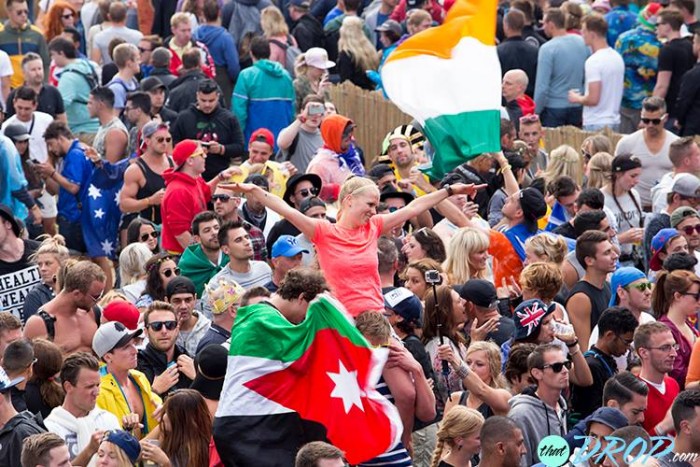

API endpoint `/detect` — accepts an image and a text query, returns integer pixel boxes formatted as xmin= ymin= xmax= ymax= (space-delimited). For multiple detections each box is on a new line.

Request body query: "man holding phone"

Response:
xmin=277 ymin=95 xmax=325 ymax=173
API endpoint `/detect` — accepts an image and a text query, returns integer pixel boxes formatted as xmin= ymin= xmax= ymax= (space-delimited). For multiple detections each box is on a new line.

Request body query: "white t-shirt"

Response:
xmin=45 ymin=406 xmax=121 ymax=467
xmin=583 ymin=47 xmax=625 ymax=126
xmin=1 ymin=111 xmax=53 ymax=163
xmin=604 ymin=187 xmax=644 ymax=257
xmin=589 ymin=311 xmax=656 ymax=372
xmin=615 ymin=130 xmax=679 ymax=206
xmin=93 ymin=26 xmax=143 ymax=65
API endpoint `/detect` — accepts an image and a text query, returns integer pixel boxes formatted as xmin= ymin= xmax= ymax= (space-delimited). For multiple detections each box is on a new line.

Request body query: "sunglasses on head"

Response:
xmin=161 ymin=267 xmax=180 ymax=278
xmin=140 ymin=231 xmax=159 ymax=242
xmin=627 ymin=281 xmax=652 ymax=292
xmin=519 ymin=114 xmax=540 ymax=124
xmin=641 ymin=117 xmax=662 ymax=125
xmin=681 ymin=224 xmax=700 ymax=235
xmin=542 ymin=360 xmax=572 ymax=373
xmin=147 ymin=320 xmax=178 ymax=331
xmin=297 ymin=187 xmax=319 ymax=198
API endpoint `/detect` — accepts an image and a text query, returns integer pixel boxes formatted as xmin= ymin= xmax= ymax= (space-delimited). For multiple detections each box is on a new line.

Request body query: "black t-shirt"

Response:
xmin=0 ymin=240 xmax=40 ymax=323
xmin=487 ymin=316 xmax=516 ymax=347
xmin=6 ymin=85 xmax=65 ymax=118
xmin=658 ymin=38 xmax=695 ymax=117
xmin=553 ymin=221 xmax=576 ymax=239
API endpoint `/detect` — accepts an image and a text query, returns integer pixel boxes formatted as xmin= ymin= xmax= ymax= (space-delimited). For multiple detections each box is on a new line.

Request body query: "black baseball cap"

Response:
xmin=455 ymin=279 xmax=498 ymax=309
xmin=0 ymin=204 xmax=21 ymax=237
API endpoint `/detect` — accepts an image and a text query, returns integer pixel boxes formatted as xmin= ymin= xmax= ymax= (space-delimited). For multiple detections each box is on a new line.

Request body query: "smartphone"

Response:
xmin=308 ymin=103 xmax=325 ymax=116
xmin=167 ymin=361 xmax=177 ymax=369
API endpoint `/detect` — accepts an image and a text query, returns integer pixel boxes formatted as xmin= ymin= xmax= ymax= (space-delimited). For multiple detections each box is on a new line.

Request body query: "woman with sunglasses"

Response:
xmin=402 ymin=227 xmax=447 ymax=263
xmin=136 ymin=253 xmax=180 ymax=310
xmin=224 ymin=176 xmax=484 ymax=317
xmin=603 ymin=154 xmax=645 ymax=268
xmin=651 ymin=269 xmax=700 ymax=387
xmin=580 ymin=133 xmax=612 ymax=175
xmin=126 ymin=218 xmax=160 ymax=254
xmin=42 ymin=1 xmax=76 ymax=43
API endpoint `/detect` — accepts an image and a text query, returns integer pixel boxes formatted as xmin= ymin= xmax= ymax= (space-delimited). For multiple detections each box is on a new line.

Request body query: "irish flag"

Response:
xmin=381 ymin=0 xmax=502 ymax=180
xmin=213 ymin=294 xmax=402 ymax=466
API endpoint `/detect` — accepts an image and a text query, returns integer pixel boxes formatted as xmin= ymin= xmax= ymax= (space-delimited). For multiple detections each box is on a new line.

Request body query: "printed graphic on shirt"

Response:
xmin=0 ymin=265 xmax=40 ymax=322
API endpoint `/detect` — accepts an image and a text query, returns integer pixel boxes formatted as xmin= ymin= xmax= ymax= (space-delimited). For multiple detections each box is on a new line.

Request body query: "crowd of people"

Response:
xmin=0 ymin=0 xmax=699 ymax=466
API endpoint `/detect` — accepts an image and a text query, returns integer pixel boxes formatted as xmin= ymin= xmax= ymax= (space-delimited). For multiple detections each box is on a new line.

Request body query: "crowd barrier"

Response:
xmin=329 ymin=82 xmax=627 ymax=164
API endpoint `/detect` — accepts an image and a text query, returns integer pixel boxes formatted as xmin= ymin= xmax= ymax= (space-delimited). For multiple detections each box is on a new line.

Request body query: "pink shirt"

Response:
xmin=312 ymin=216 xmax=385 ymax=317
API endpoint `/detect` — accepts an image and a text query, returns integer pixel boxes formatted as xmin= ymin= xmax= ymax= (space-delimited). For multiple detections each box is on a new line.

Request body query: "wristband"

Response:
xmin=566 ymin=339 xmax=579 ymax=348
xmin=455 ymin=361 xmax=469 ymax=379
xmin=444 ymin=184 xmax=454 ymax=197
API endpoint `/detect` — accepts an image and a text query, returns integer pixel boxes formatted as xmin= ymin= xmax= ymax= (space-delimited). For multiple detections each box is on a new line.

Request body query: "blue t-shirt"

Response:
xmin=107 ymin=76 xmax=139 ymax=111
xmin=57 ymin=140 xmax=92 ymax=222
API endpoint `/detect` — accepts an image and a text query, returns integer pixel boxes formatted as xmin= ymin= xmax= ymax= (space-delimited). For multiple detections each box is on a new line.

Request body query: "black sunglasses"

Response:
xmin=155 ymin=136 xmax=172 ymax=143
xmin=212 ymin=194 xmax=232 ymax=202
xmin=296 ymin=187 xmax=319 ymax=198
xmin=61 ymin=12 xmax=74 ymax=19
xmin=147 ymin=320 xmax=178 ymax=331
xmin=161 ymin=267 xmax=180 ymax=278
xmin=542 ymin=360 xmax=572 ymax=373
xmin=641 ymin=118 xmax=662 ymax=125
xmin=138 ymin=46 xmax=151 ymax=53
xmin=681 ymin=225 xmax=700 ymax=235
xmin=140 ymin=231 xmax=159 ymax=242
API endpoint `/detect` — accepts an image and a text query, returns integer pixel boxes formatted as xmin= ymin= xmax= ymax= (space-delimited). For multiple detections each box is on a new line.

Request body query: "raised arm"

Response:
xmin=221 ymin=183 xmax=321 ymax=239
xmin=380 ymin=183 xmax=486 ymax=235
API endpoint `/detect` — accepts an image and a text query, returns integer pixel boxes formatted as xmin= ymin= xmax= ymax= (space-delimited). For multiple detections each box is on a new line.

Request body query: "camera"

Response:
xmin=424 ymin=270 xmax=441 ymax=284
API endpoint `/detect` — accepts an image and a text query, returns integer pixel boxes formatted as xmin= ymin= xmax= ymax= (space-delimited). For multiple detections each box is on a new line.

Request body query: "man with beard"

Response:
xmin=137 ymin=301 xmax=196 ymax=397
xmin=165 ymin=277 xmax=211 ymax=358
xmin=634 ymin=322 xmax=681 ymax=436
xmin=201 ymin=220 xmax=272 ymax=318
xmin=478 ymin=416 xmax=528 ymax=467
xmin=385 ymin=126 xmax=431 ymax=197
xmin=178 ymin=211 xmax=228 ymax=298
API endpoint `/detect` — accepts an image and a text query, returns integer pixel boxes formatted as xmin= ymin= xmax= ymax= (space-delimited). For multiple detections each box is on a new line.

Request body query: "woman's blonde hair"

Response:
xmin=442 ymin=227 xmax=489 ymax=284
xmin=98 ymin=291 xmax=129 ymax=309
xmin=582 ymin=134 xmax=613 ymax=157
xmin=431 ymin=406 xmax=485 ymax=467
xmin=544 ymin=145 xmax=583 ymax=187
xmin=29 ymin=235 xmax=70 ymax=265
xmin=466 ymin=341 xmax=507 ymax=389
xmin=261 ymin=6 xmax=289 ymax=37
xmin=337 ymin=177 xmax=379 ymax=219
xmin=118 ymin=243 xmax=153 ymax=286
xmin=520 ymin=262 xmax=563 ymax=303
xmin=587 ymin=152 xmax=613 ymax=189
xmin=338 ymin=16 xmax=379 ymax=72
xmin=525 ymin=233 xmax=568 ymax=265
xmin=101 ymin=441 xmax=133 ymax=467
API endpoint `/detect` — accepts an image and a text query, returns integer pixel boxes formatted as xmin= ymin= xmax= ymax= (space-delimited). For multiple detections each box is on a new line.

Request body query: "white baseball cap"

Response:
xmin=92 ymin=322 xmax=143 ymax=359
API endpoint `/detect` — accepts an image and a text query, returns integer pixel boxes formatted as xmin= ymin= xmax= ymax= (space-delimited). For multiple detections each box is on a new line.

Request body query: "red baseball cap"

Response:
xmin=103 ymin=301 xmax=141 ymax=331
xmin=249 ymin=128 xmax=274 ymax=148
xmin=172 ymin=139 xmax=204 ymax=169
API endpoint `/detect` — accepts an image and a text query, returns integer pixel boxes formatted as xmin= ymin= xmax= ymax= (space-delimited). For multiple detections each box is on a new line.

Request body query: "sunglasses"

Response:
xmin=89 ymin=290 xmax=105 ymax=303
xmin=212 ymin=193 xmax=233 ymax=202
xmin=138 ymin=47 xmax=151 ymax=53
xmin=155 ymin=136 xmax=172 ymax=143
xmin=147 ymin=320 xmax=178 ymax=331
xmin=681 ymin=225 xmax=700 ymax=235
xmin=296 ymin=187 xmax=319 ymax=198
xmin=682 ymin=291 xmax=700 ymax=301
xmin=641 ymin=118 xmax=662 ymax=125
xmin=13 ymin=9 xmax=28 ymax=15
xmin=388 ymin=206 xmax=400 ymax=213
xmin=62 ymin=12 xmax=75 ymax=19
xmin=140 ymin=231 xmax=159 ymax=242
xmin=542 ymin=360 xmax=572 ymax=373
xmin=627 ymin=282 xmax=652 ymax=292
xmin=161 ymin=267 xmax=180 ymax=278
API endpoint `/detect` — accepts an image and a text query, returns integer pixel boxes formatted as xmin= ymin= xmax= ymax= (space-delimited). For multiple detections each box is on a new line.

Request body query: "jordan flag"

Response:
xmin=381 ymin=0 xmax=501 ymax=180
xmin=213 ymin=294 xmax=402 ymax=466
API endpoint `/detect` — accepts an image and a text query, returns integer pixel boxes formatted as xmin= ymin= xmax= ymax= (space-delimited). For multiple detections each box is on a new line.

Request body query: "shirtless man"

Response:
xmin=119 ymin=121 xmax=173 ymax=227
xmin=24 ymin=261 xmax=105 ymax=355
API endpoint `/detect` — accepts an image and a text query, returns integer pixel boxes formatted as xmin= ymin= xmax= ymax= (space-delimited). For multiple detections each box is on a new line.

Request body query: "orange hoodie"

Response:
xmin=321 ymin=115 xmax=353 ymax=154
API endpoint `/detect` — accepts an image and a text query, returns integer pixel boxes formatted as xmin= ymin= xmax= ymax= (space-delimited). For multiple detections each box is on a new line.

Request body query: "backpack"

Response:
xmin=62 ymin=61 xmax=100 ymax=104
xmin=227 ymin=0 xmax=272 ymax=64
xmin=38 ymin=306 xmax=102 ymax=341
xmin=269 ymin=36 xmax=302 ymax=77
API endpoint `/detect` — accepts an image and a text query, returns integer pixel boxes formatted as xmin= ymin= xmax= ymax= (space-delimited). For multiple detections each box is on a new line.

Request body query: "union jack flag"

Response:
xmin=515 ymin=301 xmax=547 ymax=335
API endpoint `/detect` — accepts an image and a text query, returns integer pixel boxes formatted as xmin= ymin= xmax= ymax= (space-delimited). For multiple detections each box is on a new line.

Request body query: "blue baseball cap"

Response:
xmin=384 ymin=287 xmax=423 ymax=327
xmin=649 ymin=228 xmax=681 ymax=271
xmin=104 ymin=430 xmax=141 ymax=463
xmin=271 ymin=235 xmax=309 ymax=259
xmin=608 ymin=267 xmax=647 ymax=307
xmin=586 ymin=407 xmax=629 ymax=432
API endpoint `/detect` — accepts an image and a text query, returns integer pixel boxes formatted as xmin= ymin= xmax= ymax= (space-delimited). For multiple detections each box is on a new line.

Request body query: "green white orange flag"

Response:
xmin=381 ymin=0 xmax=502 ymax=180
xmin=214 ymin=294 xmax=402 ymax=465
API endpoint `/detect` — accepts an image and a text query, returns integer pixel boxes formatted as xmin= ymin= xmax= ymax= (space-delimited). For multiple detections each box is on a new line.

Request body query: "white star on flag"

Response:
xmin=100 ymin=240 xmax=114 ymax=255
xmin=327 ymin=360 xmax=364 ymax=414
xmin=88 ymin=184 xmax=102 ymax=200
xmin=94 ymin=208 xmax=105 ymax=219
xmin=114 ymin=189 xmax=121 ymax=206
